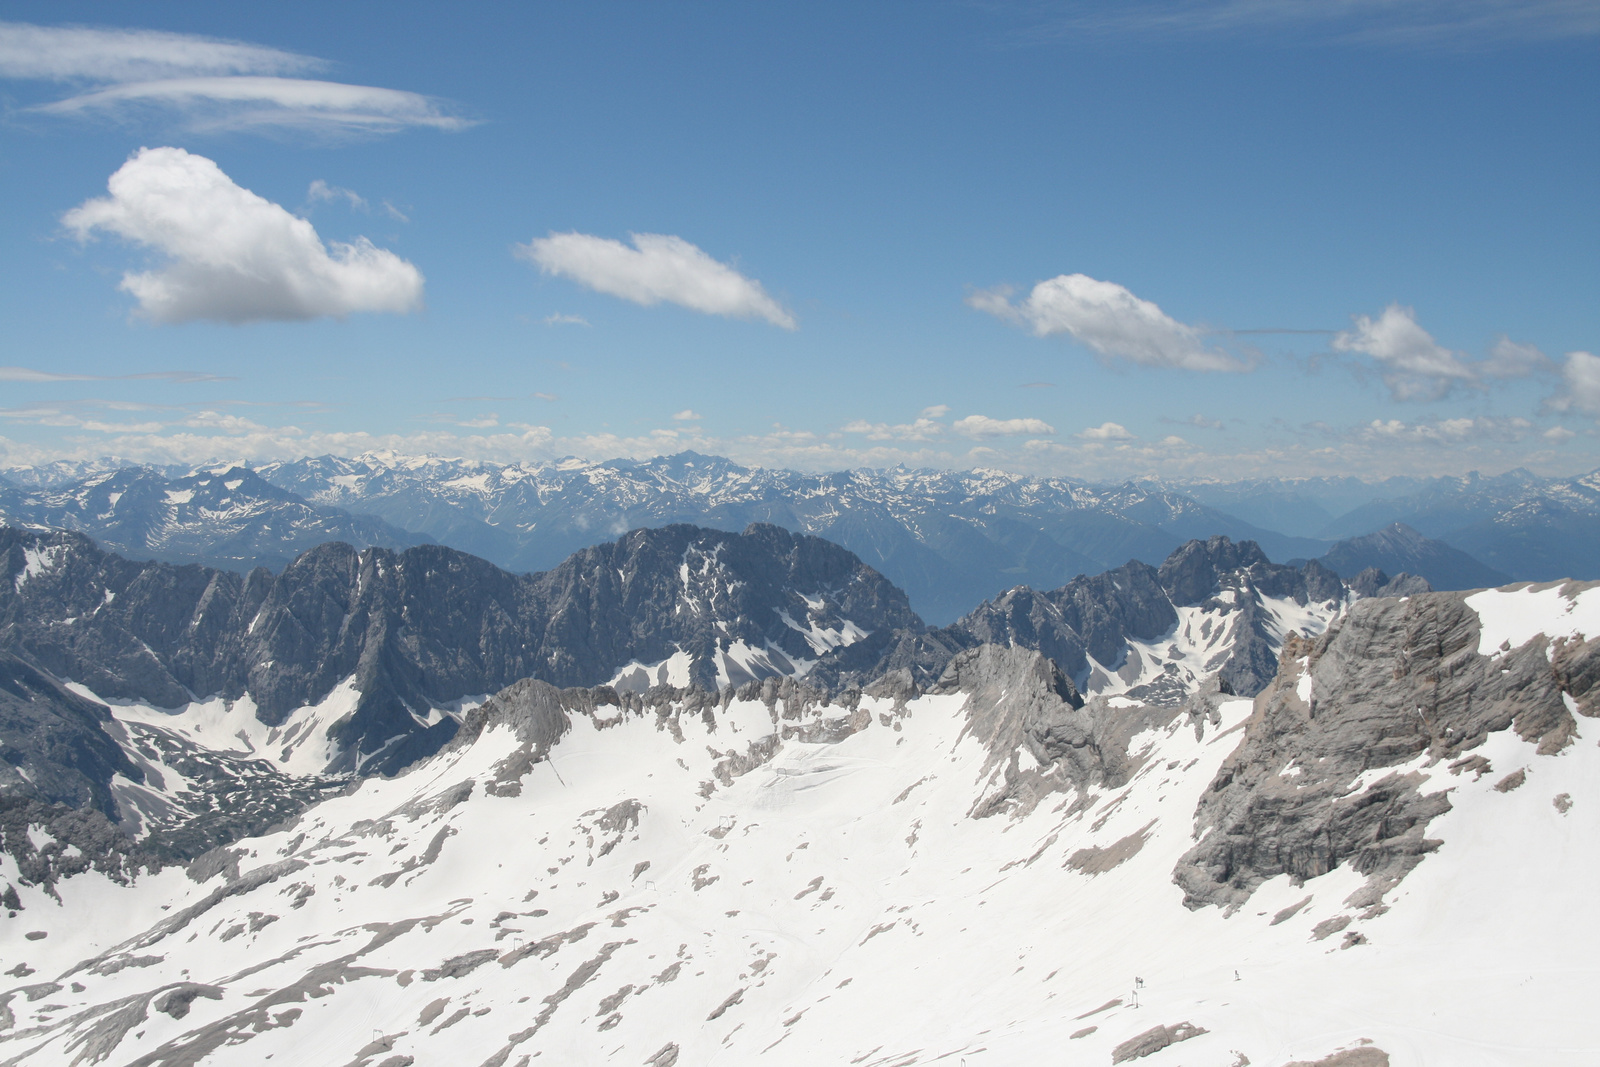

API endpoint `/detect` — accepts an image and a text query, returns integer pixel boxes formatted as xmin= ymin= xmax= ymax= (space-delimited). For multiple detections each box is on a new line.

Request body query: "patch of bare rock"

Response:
xmin=1111 ymin=1020 xmax=1208 ymax=1062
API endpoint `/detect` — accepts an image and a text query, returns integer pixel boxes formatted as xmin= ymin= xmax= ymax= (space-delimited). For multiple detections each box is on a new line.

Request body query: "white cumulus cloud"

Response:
xmin=841 ymin=417 xmax=946 ymax=442
xmin=63 ymin=146 xmax=424 ymax=324
xmin=1481 ymin=335 xmax=1552 ymax=378
xmin=1547 ymin=351 xmax=1600 ymax=416
xmin=517 ymin=232 xmax=795 ymax=329
xmin=671 ymin=409 xmax=703 ymax=421
xmin=952 ymin=415 xmax=1056 ymax=438
xmin=1331 ymin=303 xmax=1478 ymax=401
xmin=1077 ymin=421 xmax=1136 ymax=442
xmin=970 ymin=273 xmax=1248 ymax=372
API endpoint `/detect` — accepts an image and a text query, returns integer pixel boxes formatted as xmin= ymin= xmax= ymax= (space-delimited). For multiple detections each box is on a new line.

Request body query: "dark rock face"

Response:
xmin=1 ymin=523 xmax=916 ymax=775
xmin=934 ymin=537 xmax=1347 ymax=702
xmin=0 ymin=653 xmax=141 ymax=818
xmin=1347 ymin=567 xmax=1432 ymax=599
xmin=1173 ymin=588 xmax=1599 ymax=910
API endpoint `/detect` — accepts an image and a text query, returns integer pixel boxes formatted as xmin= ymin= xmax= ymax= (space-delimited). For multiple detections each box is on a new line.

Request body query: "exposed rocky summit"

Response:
xmin=932 ymin=536 xmax=1348 ymax=703
xmin=1174 ymin=584 xmax=1600 ymax=910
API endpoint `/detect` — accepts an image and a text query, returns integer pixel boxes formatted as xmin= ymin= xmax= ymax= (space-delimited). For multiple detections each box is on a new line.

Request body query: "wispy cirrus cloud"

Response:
xmin=305 ymin=179 xmax=367 ymax=211
xmin=517 ymin=232 xmax=796 ymax=329
xmin=1018 ymin=1 xmax=1600 ymax=48
xmin=0 ymin=365 xmax=232 ymax=383
xmin=0 ymin=20 xmax=467 ymax=135
xmin=64 ymin=147 xmax=424 ymax=324
xmin=970 ymin=273 xmax=1251 ymax=372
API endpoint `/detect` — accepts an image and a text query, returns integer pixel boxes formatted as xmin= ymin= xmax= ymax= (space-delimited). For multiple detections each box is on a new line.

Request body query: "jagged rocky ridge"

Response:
xmin=0 ymin=516 xmax=1425 ymax=871
xmin=0 ymin=522 xmax=916 ymax=781
xmin=2 ymin=578 xmax=1596 ymax=1064
xmin=2 ymin=517 xmax=1388 ymax=799
xmin=836 ymin=536 xmax=1366 ymax=704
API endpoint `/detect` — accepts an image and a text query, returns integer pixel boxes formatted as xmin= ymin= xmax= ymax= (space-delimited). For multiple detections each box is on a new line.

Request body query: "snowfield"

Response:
xmin=2 ymin=584 xmax=1598 ymax=1065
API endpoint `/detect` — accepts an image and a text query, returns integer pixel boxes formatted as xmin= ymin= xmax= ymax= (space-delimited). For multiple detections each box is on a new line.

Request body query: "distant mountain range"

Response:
xmin=255 ymin=451 xmax=1335 ymax=622
xmin=8 ymin=453 xmax=1596 ymax=622
xmin=1313 ymin=522 xmax=1510 ymax=591
xmin=0 ymin=464 xmax=430 ymax=572
xmin=1179 ymin=468 xmax=1600 ymax=582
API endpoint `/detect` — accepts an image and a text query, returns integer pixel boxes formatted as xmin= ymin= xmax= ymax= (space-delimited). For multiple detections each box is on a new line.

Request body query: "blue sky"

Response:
xmin=1 ymin=1 xmax=1596 ymax=481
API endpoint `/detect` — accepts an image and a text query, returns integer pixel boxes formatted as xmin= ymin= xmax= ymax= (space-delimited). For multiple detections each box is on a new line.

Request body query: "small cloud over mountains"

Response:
xmin=970 ymin=273 xmax=1250 ymax=372
xmin=518 ymin=232 xmax=795 ymax=329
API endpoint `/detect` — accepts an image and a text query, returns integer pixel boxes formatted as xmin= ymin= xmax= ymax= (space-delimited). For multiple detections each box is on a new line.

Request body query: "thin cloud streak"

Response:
xmin=1018 ymin=1 xmax=1600 ymax=47
xmin=0 ymin=20 xmax=466 ymax=135
xmin=34 ymin=77 xmax=469 ymax=134
xmin=3 ymin=409 xmax=1587 ymax=483
xmin=0 ymin=366 xmax=233 ymax=383
xmin=0 ymin=21 xmax=320 ymax=81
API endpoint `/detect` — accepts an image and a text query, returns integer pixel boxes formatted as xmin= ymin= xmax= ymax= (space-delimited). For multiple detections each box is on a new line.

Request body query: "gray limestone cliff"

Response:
xmin=1173 ymin=584 xmax=1599 ymax=910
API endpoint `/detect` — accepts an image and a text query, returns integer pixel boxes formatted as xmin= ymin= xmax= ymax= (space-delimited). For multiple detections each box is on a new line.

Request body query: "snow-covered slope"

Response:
xmin=5 ymin=582 xmax=1598 ymax=1065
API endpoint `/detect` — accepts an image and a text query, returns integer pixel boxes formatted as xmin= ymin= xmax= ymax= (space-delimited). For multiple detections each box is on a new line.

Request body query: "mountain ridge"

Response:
xmin=2 ymin=580 xmax=1596 ymax=1064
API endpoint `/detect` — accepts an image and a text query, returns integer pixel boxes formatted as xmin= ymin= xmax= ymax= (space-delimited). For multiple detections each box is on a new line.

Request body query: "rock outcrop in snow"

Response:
xmin=1176 ymin=582 xmax=1600 ymax=913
